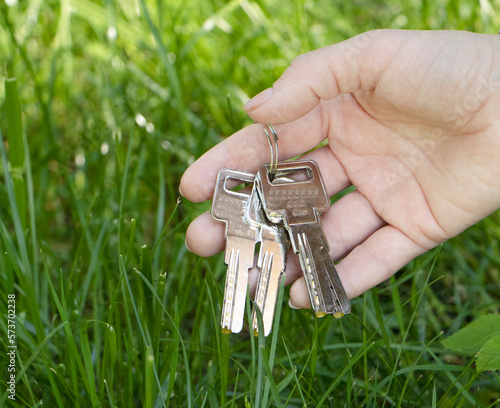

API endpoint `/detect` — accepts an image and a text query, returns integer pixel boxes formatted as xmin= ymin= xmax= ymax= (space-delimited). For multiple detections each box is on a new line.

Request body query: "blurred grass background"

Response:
xmin=0 ymin=0 xmax=500 ymax=406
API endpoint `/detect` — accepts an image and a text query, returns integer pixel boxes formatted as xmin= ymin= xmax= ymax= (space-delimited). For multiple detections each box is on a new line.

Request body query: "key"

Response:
xmin=212 ymin=169 xmax=258 ymax=333
xmin=246 ymin=184 xmax=290 ymax=336
xmin=256 ymin=159 xmax=351 ymax=318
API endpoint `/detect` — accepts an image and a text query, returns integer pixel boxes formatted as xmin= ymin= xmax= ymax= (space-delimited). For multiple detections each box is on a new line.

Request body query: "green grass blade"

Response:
xmin=104 ymin=379 xmax=115 ymax=407
xmin=42 ymin=252 xmax=89 ymax=400
xmin=207 ymin=360 xmax=219 ymax=408
xmin=135 ymin=268 xmax=193 ymax=406
xmin=118 ymin=126 xmax=135 ymax=256
xmin=22 ymin=128 xmax=39 ymax=297
xmin=262 ymin=277 xmax=286 ymax=406
xmin=0 ymin=129 xmax=30 ymax=276
xmin=0 ymin=322 xmax=67 ymax=406
xmin=153 ymin=140 xmax=165 ymax=273
xmin=167 ymin=299 xmax=180 ymax=406
xmin=282 ymin=340 xmax=307 ymax=406
xmin=145 ymin=346 xmax=155 ymax=408
xmin=139 ymin=244 xmax=154 ymax=333
xmin=137 ymin=0 xmax=189 ymax=134
xmin=4 ymin=78 xmax=26 ymax=230
xmin=0 ymin=219 xmax=43 ymax=339
xmin=125 ymin=218 xmax=137 ymax=267
xmin=80 ymin=322 xmax=98 ymax=406
xmin=317 ymin=342 xmax=375 ymax=405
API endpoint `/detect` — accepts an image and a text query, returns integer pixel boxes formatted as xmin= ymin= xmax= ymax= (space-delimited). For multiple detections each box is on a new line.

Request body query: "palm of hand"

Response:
xmin=325 ymin=33 xmax=500 ymax=249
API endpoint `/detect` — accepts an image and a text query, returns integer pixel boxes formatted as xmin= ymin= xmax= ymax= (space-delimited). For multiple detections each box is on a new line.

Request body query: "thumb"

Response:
xmin=243 ymin=30 xmax=395 ymax=124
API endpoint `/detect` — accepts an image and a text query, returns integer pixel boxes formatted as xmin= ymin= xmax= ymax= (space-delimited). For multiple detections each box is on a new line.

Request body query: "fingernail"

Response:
xmin=178 ymin=183 xmax=185 ymax=197
xmin=243 ymin=88 xmax=273 ymax=111
xmin=184 ymin=238 xmax=192 ymax=253
xmin=289 ymin=299 xmax=300 ymax=310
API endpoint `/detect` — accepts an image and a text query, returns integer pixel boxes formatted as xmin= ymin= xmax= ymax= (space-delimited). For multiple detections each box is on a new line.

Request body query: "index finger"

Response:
xmin=179 ymin=107 xmax=326 ymax=202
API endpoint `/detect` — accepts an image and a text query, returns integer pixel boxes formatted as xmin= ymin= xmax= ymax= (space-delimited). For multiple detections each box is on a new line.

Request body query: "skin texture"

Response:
xmin=180 ymin=30 xmax=500 ymax=309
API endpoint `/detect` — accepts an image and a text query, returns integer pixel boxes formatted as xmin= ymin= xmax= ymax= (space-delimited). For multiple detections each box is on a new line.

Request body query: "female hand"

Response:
xmin=180 ymin=29 xmax=500 ymax=309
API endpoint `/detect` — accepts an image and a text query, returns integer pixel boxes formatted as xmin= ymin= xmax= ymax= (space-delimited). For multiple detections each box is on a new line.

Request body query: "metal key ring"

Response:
xmin=264 ymin=124 xmax=279 ymax=181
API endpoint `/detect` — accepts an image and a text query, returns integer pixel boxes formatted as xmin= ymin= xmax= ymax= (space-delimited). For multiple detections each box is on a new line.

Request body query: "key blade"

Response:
xmin=293 ymin=223 xmax=350 ymax=316
xmin=211 ymin=169 xmax=260 ymax=334
xmin=246 ymin=183 xmax=290 ymax=336
xmin=221 ymin=237 xmax=256 ymax=333
xmin=251 ymin=236 xmax=288 ymax=336
xmin=295 ymin=230 xmax=324 ymax=314
xmin=252 ymin=249 xmax=275 ymax=336
xmin=316 ymin=246 xmax=351 ymax=317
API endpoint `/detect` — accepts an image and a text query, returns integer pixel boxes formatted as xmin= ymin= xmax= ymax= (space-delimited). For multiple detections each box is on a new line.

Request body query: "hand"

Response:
xmin=180 ymin=29 xmax=500 ymax=309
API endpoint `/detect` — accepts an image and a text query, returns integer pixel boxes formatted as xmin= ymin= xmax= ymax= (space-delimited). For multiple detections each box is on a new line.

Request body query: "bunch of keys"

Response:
xmin=211 ymin=125 xmax=351 ymax=336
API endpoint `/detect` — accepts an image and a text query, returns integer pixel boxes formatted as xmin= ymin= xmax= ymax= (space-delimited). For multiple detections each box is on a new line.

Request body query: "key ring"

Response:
xmin=264 ymin=124 xmax=279 ymax=181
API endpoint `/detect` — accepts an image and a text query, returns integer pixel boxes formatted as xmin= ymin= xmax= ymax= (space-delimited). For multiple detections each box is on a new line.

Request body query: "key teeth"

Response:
xmin=297 ymin=232 xmax=323 ymax=314
xmin=296 ymin=229 xmax=352 ymax=318
xmin=255 ymin=252 xmax=272 ymax=307
xmin=221 ymin=248 xmax=239 ymax=332
xmin=252 ymin=250 xmax=273 ymax=337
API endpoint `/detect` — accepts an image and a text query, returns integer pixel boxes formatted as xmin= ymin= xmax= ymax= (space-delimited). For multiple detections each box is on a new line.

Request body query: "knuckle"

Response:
xmin=289 ymin=52 xmax=310 ymax=68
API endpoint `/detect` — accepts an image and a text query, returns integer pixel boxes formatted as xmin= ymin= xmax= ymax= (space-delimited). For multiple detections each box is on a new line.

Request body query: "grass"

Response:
xmin=0 ymin=0 xmax=500 ymax=406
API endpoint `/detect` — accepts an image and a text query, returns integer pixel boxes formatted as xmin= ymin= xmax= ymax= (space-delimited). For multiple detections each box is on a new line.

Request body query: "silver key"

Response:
xmin=246 ymin=184 xmax=290 ymax=336
xmin=256 ymin=159 xmax=351 ymax=318
xmin=212 ymin=169 xmax=258 ymax=333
